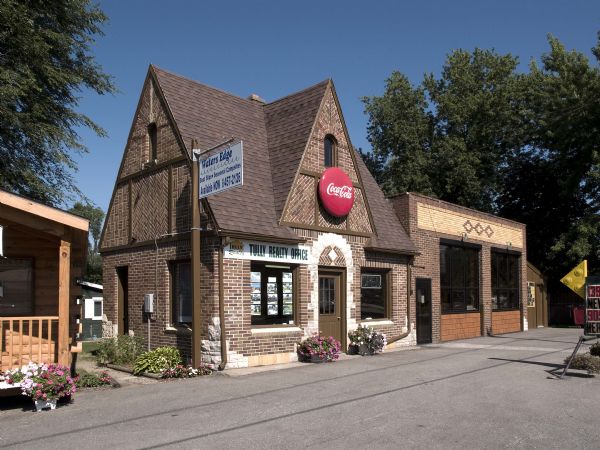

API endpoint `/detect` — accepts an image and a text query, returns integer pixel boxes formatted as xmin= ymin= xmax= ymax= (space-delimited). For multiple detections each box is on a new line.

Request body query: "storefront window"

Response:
xmin=492 ymin=252 xmax=520 ymax=310
xmin=360 ymin=270 xmax=389 ymax=320
xmin=440 ymin=243 xmax=480 ymax=313
xmin=251 ymin=263 xmax=294 ymax=325
xmin=0 ymin=258 xmax=33 ymax=316
xmin=170 ymin=260 xmax=191 ymax=325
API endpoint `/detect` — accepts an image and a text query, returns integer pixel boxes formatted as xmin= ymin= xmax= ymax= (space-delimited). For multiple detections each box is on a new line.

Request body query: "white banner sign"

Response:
xmin=224 ymin=239 xmax=310 ymax=265
xmin=198 ymin=141 xmax=243 ymax=199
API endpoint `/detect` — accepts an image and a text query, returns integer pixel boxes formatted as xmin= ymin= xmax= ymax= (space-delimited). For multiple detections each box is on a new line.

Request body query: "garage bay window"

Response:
xmin=250 ymin=263 xmax=295 ymax=326
xmin=492 ymin=251 xmax=520 ymax=310
xmin=440 ymin=243 xmax=480 ymax=313
xmin=360 ymin=269 xmax=390 ymax=320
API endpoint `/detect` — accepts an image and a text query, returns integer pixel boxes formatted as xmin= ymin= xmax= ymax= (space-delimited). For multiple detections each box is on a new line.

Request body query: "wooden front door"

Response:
xmin=416 ymin=278 xmax=432 ymax=344
xmin=117 ymin=266 xmax=129 ymax=335
xmin=318 ymin=270 xmax=344 ymax=345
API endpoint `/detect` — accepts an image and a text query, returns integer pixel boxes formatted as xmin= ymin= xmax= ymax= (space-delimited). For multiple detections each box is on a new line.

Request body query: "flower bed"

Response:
xmin=2 ymin=362 xmax=76 ymax=410
xmin=161 ymin=364 xmax=212 ymax=379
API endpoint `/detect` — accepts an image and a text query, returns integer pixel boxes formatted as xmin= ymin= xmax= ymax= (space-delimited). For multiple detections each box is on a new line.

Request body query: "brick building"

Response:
xmin=99 ymin=66 xmax=421 ymax=368
xmin=391 ymin=193 xmax=527 ymax=343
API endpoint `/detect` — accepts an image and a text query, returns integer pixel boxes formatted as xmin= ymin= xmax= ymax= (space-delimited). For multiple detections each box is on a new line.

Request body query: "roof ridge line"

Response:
xmin=151 ymin=64 xmax=259 ymax=106
xmin=266 ymin=79 xmax=330 ymax=107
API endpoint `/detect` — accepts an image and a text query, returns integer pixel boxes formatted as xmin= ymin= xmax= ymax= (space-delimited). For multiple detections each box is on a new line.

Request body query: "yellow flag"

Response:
xmin=560 ymin=260 xmax=588 ymax=299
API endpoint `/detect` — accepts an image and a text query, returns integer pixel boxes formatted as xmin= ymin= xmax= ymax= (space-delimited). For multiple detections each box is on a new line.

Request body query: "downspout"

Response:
xmin=218 ymin=237 xmax=227 ymax=370
xmin=386 ymin=262 xmax=413 ymax=345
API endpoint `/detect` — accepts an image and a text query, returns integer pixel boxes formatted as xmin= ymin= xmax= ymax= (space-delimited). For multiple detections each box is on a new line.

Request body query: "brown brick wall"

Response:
xmin=492 ymin=310 xmax=521 ymax=335
xmin=102 ymin=183 xmax=129 ymax=249
xmin=101 ymin=236 xmax=218 ymax=362
xmin=441 ymin=314 xmax=481 ymax=341
xmin=392 ymin=193 xmax=527 ymax=343
xmin=301 ymin=90 xmax=358 ymax=183
xmin=119 ymin=77 xmax=184 ymax=180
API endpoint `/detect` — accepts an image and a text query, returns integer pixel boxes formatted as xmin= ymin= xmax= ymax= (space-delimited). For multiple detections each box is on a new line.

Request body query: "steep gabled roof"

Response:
xmin=153 ymin=66 xmax=299 ymax=241
xmin=151 ymin=66 xmax=417 ymax=253
xmin=264 ymin=80 xmax=329 ymax=219
xmin=355 ymin=157 xmax=418 ymax=254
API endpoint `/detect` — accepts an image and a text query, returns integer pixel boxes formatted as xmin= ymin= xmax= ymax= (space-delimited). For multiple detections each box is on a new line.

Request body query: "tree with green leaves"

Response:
xmin=70 ymin=202 xmax=104 ymax=283
xmin=498 ymin=35 xmax=600 ymax=278
xmin=0 ymin=0 xmax=116 ymax=206
xmin=363 ymin=48 xmax=525 ymax=212
xmin=363 ymin=35 xmax=599 ymax=278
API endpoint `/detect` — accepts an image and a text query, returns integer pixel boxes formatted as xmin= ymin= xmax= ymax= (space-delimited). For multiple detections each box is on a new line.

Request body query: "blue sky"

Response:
xmin=74 ymin=0 xmax=600 ymax=212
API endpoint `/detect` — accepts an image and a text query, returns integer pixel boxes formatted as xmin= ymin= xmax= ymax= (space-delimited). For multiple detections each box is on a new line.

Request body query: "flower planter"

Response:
xmin=35 ymin=399 xmax=57 ymax=412
xmin=358 ymin=343 xmax=375 ymax=356
xmin=309 ymin=355 xmax=329 ymax=363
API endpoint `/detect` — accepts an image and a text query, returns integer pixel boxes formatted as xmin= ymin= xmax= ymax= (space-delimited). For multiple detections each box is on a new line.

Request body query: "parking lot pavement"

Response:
xmin=1 ymin=328 xmax=598 ymax=449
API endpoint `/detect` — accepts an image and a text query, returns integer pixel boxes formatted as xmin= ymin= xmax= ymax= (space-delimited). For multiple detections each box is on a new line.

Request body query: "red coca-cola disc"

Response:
xmin=318 ymin=167 xmax=355 ymax=217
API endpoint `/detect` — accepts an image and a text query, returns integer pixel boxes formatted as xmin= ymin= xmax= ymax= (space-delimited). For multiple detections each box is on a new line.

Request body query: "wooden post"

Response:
xmin=58 ymin=238 xmax=71 ymax=366
xmin=191 ymin=139 xmax=202 ymax=367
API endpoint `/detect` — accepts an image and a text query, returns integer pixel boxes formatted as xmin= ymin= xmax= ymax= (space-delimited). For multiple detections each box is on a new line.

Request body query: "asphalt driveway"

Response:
xmin=1 ymin=328 xmax=599 ymax=449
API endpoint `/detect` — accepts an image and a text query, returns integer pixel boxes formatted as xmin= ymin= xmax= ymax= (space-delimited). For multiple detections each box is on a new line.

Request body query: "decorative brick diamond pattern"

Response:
xmin=418 ymin=203 xmax=521 ymax=247
xmin=283 ymin=174 xmax=315 ymax=225
xmin=102 ymin=184 xmax=129 ymax=248
xmin=348 ymin=188 xmax=373 ymax=234
xmin=132 ymin=170 xmax=169 ymax=242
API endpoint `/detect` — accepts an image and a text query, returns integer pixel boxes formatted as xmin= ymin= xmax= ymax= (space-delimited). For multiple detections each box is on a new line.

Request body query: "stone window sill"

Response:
xmin=251 ymin=326 xmax=303 ymax=335
xmin=164 ymin=325 xmax=192 ymax=336
xmin=359 ymin=319 xmax=394 ymax=327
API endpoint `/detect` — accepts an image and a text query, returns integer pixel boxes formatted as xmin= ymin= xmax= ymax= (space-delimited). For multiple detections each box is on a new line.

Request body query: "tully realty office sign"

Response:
xmin=199 ymin=141 xmax=243 ymax=199
xmin=224 ymin=239 xmax=310 ymax=265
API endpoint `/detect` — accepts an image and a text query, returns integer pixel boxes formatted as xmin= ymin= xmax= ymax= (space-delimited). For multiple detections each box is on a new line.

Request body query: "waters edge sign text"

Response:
xmin=199 ymin=141 xmax=243 ymax=198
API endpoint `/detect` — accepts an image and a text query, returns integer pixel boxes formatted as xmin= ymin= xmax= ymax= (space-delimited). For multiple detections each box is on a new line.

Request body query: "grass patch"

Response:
xmin=82 ymin=341 xmax=101 ymax=355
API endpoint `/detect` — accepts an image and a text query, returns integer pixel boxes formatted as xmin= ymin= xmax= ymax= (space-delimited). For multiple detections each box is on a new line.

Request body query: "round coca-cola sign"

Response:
xmin=318 ymin=167 xmax=355 ymax=217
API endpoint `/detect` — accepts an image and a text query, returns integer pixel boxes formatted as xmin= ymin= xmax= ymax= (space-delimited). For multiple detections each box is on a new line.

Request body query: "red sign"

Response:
xmin=586 ymin=284 xmax=600 ymax=336
xmin=318 ymin=168 xmax=355 ymax=217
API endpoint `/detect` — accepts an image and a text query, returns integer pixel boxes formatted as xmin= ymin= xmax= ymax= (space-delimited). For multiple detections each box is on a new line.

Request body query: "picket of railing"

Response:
xmin=0 ymin=317 xmax=59 ymax=371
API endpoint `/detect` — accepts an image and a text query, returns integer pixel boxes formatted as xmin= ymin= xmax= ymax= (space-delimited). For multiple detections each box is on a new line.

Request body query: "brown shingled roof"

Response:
xmin=151 ymin=66 xmax=417 ymax=253
xmin=264 ymin=80 xmax=329 ymax=219
xmin=153 ymin=66 xmax=299 ymax=241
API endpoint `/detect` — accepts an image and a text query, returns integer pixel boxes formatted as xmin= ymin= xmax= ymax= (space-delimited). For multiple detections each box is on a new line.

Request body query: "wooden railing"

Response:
xmin=0 ymin=317 xmax=59 ymax=371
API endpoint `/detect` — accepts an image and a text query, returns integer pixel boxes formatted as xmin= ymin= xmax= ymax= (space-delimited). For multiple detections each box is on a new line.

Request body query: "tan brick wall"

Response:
xmin=492 ymin=310 xmax=521 ymax=335
xmin=441 ymin=314 xmax=481 ymax=341
xmin=392 ymin=193 xmax=527 ymax=343
xmin=417 ymin=202 xmax=523 ymax=248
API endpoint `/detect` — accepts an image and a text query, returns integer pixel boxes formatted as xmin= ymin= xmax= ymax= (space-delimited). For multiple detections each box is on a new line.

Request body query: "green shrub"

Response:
xmin=76 ymin=369 xmax=114 ymax=388
xmin=590 ymin=342 xmax=600 ymax=357
xmin=133 ymin=346 xmax=182 ymax=375
xmin=566 ymin=353 xmax=600 ymax=374
xmin=95 ymin=335 xmax=145 ymax=366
